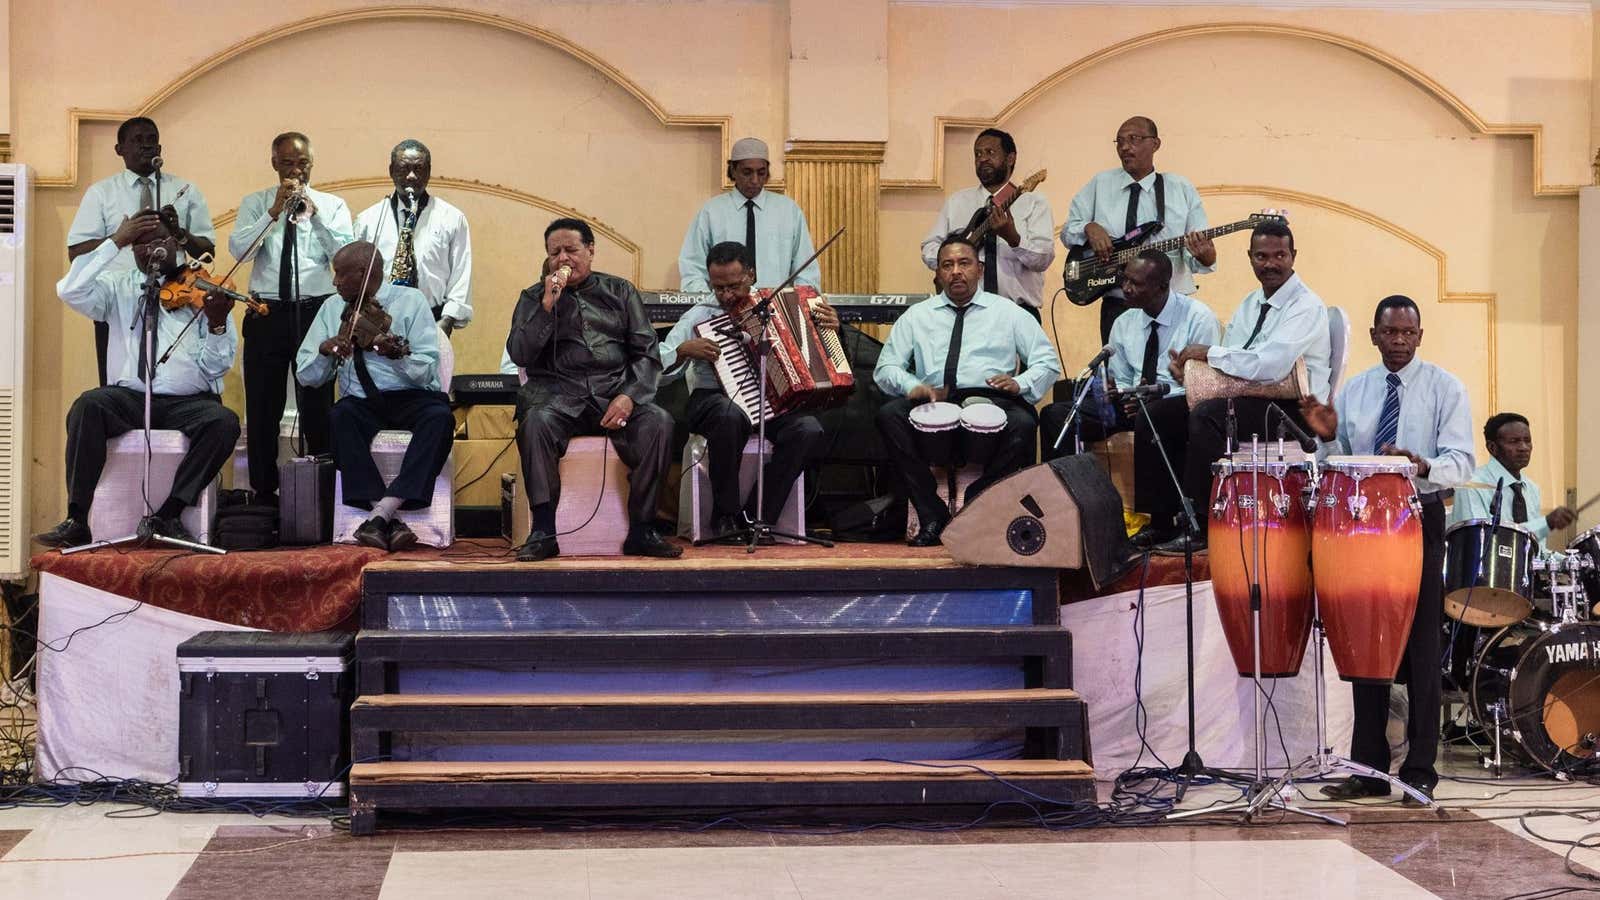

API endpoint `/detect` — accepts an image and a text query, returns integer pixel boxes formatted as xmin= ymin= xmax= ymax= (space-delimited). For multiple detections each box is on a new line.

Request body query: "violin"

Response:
xmin=339 ymin=298 xmax=410 ymax=358
xmin=160 ymin=262 xmax=269 ymax=316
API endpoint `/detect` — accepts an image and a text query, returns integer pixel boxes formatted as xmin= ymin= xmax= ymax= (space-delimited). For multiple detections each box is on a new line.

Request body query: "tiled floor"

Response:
xmin=1 ymin=761 xmax=1598 ymax=899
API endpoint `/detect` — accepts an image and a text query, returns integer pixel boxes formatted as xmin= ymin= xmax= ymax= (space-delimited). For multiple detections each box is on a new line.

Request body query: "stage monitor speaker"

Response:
xmin=942 ymin=456 xmax=1134 ymax=586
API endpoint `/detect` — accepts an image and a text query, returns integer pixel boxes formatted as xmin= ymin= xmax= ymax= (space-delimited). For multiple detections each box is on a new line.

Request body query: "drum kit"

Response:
xmin=1446 ymin=517 xmax=1600 ymax=777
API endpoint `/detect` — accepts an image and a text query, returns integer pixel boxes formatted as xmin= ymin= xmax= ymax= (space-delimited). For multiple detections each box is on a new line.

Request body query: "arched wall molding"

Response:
xmin=212 ymin=176 xmax=644 ymax=286
xmin=32 ymin=5 xmax=739 ymax=192
xmin=1200 ymin=183 xmax=1498 ymax=405
xmin=883 ymin=21 xmax=1582 ymax=199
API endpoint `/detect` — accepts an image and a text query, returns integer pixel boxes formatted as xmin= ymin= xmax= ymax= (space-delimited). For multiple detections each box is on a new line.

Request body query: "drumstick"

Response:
xmin=1574 ymin=491 xmax=1600 ymax=515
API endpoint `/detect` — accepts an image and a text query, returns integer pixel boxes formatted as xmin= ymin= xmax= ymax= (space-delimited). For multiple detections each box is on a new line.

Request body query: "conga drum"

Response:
xmin=909 ymin=401 xmax=961 ymax=467
xmin=1312 ymin=456 xmax=1423 ymax=683
xmin=1208 ymin=455 xmax=1314 ymax=677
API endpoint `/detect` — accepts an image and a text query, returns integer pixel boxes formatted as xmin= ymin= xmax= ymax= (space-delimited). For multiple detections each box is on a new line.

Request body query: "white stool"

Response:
xmin=905 ymin=464 xmax=982 ymax=540
xmin=505 ymin=436 xmax=632 ymax=556
xmin=677 ymin=435 xmax=806 ymax=543
xmin=333 ymin=430 xmax=455 ymax=548
xmin=90 ymin=431 xmax=219 ymax=544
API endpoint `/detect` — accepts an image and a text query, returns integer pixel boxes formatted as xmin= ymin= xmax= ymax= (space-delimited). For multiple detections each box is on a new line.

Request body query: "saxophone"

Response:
xmin=389 ymin=187 xmax=420 ymax=287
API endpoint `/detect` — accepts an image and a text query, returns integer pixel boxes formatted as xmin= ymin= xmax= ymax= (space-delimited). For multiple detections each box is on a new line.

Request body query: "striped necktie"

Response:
xmin=1372 ymin=372 xmax=1402 ymax=453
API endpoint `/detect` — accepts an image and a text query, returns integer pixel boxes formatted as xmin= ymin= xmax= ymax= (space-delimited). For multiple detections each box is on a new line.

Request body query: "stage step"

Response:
xmin=347 ymin=758 xmax=1097 ymax=835
xmin=351 ymin=688 xmax=1087 ymax=757
xmin=356 ymin=625 xmax=1073 ymax=689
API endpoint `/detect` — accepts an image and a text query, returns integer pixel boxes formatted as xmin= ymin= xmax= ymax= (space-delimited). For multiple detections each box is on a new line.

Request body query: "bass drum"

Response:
xmin=1471 ymin=620 xmax=1600 ymax=773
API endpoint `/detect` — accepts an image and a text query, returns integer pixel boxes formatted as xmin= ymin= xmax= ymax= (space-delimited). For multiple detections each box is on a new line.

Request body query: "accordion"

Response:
xmin=694 ymin=286 xmax=855 ymax=424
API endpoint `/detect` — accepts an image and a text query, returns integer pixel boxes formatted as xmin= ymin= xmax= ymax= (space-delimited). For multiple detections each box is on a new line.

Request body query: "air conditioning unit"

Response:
xmin=0 ymin=164 xmax=30 ymax=579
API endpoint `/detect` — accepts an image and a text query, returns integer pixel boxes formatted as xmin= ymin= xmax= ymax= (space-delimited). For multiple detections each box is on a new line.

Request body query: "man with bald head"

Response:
xmin=1063 ymin=116 xmax=1217 ymax=342
xmin=295 ymin=240 xmax=452 ymax=552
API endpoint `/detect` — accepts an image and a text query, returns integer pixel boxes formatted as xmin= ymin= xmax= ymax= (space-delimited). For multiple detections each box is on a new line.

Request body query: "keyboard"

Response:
xmin=643 ymin=291 xmax=927 ymax=324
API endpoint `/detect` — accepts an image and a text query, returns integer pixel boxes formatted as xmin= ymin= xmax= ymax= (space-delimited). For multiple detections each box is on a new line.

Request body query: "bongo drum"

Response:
xmin=958 ymin=402 xmax=1008 ymax=466
xmin=1312 ymin=455 xmax=1422 ymax=683
xmin=909 ymin=401 xmax=961 ymax=467
xmin=1208 ymin=454 xmax=1314 ymax=677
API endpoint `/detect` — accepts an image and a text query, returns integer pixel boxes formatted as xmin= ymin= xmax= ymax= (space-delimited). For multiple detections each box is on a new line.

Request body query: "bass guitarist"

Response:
xmin=919 ymin=128 xmax=1056 ymax=320
xmin=1062 ymin=116 xmax=1216 ymax=342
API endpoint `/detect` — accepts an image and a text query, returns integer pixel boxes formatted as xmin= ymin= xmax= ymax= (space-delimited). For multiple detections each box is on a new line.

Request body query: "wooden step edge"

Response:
xmin=352 ymin=689 xmax=1082 ymax=709
xmin=355 ymin=626 xmax=1071 ymax=640
xmin=350 ymin=759 xmax=1095 ymax=785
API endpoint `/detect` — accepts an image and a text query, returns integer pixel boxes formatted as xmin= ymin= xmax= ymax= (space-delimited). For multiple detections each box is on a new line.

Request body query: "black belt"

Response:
xmin=260 ymin=293 xmax=331 ymax=306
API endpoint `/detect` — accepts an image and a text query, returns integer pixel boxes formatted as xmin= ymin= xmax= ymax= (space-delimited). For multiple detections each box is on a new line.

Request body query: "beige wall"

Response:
xmin=7 ymin=0 xmax=1594 ymax=537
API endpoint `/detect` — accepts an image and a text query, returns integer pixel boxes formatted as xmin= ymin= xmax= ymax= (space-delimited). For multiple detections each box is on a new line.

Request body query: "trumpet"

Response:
xmin=283 ymin=182 xmax=313 ymax=226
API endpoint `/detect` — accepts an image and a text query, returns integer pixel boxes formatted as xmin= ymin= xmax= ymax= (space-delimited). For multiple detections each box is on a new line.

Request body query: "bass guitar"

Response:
xmin=1061 ymin=210 xmax=1286 ymax=306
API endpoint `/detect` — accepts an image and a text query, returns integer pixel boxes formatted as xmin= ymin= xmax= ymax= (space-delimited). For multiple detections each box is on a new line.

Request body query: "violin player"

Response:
xmin=37 ymin=211 xmax=240 ymax=548
xmin=229 ymin=131 xmax=355 ymax=506
xmin=294 ymin=241 xmax=453 ymax=553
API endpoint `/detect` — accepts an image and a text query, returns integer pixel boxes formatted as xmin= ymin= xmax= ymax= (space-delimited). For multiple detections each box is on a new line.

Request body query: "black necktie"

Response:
xmin=943 ymin=304 xmax=969 ymax=394
xmin=1125 ymin=183 xmax=1142 ymax=234
xmin=1511 ymin=482 xmax=1529 ymax=524
xmin=1141 ymin=320 xmax=1161 ymax=385
xmin=352 ymin=348 xmax=382 ymax=399
xmin=1242 ymin=302 xmax=1272 ymax=350
xmin=744 ymin=199 xmax=757 ymax=272
xmin=982 ymin=228 xmax=999 ymax=294
xmin=278 ymin=218 xmax=298 ymax=302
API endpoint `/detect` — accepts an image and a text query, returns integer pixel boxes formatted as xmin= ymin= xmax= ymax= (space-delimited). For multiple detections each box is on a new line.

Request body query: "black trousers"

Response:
xmin=686 ymin=389 xmax=825 ymax=523
xmin=1041 ymin=391 xmax=1192 ymax=534
xmin=65 ymin=386 xmax=240 ymax=517
xmin=1349 ymin=497 xmax=1446 ymax=790
xmin=876 ymin=396 xmax=1036 ymax=526
xmin=330 ymin=389 xmax=455 ymax=510
xmin=518 ymin=400 xmax=673 ymax=527
xmin=94 ymin=320 xmax=110 ymax=387
xmin=1180 ymin=397 xmax=1307 ymax=522
xmin=243 ymin=298 xmax=333 ymax=497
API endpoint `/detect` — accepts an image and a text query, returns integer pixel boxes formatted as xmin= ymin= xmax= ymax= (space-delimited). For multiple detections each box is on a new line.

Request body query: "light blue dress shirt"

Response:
xmin=1062 ymin=168 xmax=1213 ymax=295
xmin=68 ymin=168 xmax=217 ymax=273
xmin=1208 ymin=273 xmax=1332 ymax=401
xmin=874 ymin=290 xmax=1061 ymax=404
xmin=919 ymin=186 xmax=1056 ymax=308
xmin=1319 ymin=357 xmax=1475 ymax=496
xmin=659 ymin=300 xmax=727 ymax=393
xmin=1450 ymin=455 xmax=1555 ymax=550
xmin=1106 ymin=291 xmax=1220 ymax=395
xmin=228 ymin=185 xmax=355 ymax=300
xmin=294 ymin=283 xmax=441 ymax=399
xmin=677 ymin=189 xmax=820 ymax=292
xmin=57 ymin=239 xmax=238 ymax=396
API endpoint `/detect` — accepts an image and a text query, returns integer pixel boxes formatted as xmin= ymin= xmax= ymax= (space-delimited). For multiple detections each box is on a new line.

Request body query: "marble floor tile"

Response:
xmin=1158 ymin=839 xmax=1439 ymax=900
xmin=379 ymin=849 xmax=591 ymax=900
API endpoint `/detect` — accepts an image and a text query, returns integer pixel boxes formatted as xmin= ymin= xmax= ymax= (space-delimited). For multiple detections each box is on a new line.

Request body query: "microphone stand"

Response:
xmin=1049 ymin=356 xmax=1110 ymax=454
xmin=65 ymin=256 xmax=224 ymax=555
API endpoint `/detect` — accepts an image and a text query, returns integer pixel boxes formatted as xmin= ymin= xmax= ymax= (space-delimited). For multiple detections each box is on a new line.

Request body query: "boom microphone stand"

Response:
xmin=65 ymin=249 xmax=224 ymax=555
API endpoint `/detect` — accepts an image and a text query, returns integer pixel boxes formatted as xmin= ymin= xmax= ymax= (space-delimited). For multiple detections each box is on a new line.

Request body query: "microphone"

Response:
xmin=403 ymin=185 xmax=417 ymax=212
xmin=1267 ymin=403 xmax=1317 ymax=453
xmin=1082 ymin=344 xmax=1115 ymax=372
xmin=1490 ymin=476 xmax=1505 ymax=525
xmin=546 ymin=264 xmax=573 ymax=304
xmin=147 ymin=245 xmax=168 ymax=263
xmin=150 ymin=156 xmax=163 ymax=172
xmin=1125 ymin=382 xmax=1170 ymax=399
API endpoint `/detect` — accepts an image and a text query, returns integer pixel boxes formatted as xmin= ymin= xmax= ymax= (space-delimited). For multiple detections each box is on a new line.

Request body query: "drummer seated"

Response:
xmin=1449 ymin=411 xmax=1575 ymax=553
xmin=874 ymin=234 xmax=1061 ymax=546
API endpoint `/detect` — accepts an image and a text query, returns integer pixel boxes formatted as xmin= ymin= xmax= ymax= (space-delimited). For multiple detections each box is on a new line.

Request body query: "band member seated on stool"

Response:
xmin=1039 ymin=250 xmax=1219 ymax=547
xmin=294 ymin=241 xmax=453 ymax=553
xmin=1451 ymin=412 xmax=1576 ymax=553
xmin=508 ymin=217 xmax=682 ymax=562
xmin=659 ymin=241 xmax=832 ymax=539
xmin=37 ymin=211 xmax=240 ymax=547
xmin=1164 ymin=219 xmax=1331 ymax=553
xmin=1300 ymin=294 xmax=1475 ymax=806
xmin=876 ymin=234 xmax=1062 ymax=547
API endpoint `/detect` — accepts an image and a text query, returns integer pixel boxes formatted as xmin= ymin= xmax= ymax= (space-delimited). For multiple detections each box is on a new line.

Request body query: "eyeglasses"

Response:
xmin=1113 ymin=135 xmax=1154 ymax=148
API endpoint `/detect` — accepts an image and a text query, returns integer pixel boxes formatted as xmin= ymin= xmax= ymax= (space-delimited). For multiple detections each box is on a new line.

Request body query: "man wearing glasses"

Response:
xmin=1062 ymin=117 xmax=1217 ymax=343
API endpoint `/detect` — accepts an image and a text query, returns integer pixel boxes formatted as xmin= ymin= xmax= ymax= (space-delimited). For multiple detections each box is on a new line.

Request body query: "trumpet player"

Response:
xmin=229 ymin=131 xmax=355 ymax=505
xmin=353 ymin=139 xmax=473 ymax=336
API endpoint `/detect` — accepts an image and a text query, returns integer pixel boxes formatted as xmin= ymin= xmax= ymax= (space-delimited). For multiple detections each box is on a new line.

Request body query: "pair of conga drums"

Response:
xmin=1210 ymin=454 xmax=1422 ymax=683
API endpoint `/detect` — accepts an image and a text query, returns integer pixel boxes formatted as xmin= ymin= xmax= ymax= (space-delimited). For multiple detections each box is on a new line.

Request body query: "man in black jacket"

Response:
xmin=506 ymin=217 xmax=680 ymax=561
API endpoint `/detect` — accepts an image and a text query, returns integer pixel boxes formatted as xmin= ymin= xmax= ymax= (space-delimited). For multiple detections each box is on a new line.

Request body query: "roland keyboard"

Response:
xmin=643 ymin=291 xmax=927 ymax=324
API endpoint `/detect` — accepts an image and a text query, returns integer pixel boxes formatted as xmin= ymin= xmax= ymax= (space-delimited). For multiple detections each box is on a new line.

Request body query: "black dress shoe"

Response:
xmin=907 ymin=515 xmax=949 ymax=548
xmin=34 ymin=518 xmax=91 ymax=548
xmin=1131 ymin=526 xmax=1177 ymax=550
xmin=386 ymin=519 xmax=419 ymax=552
xmin=1153 ymin=532 xmax=1206 ymax=555
xmin=710 ymin=513 xmax=747 ymax=544
xmin=1318 ymin=776 xmax=1391 ymax=801
xmin=138 ymin=515 xmax=198 ymax=544
xmin=353 ymin=516 xmax=391 ymax=551
xmin=517 ymin=530 xmax=560 ymax=562
xmin=1400 ymin=781 xmax=1436 ymax=808
xmin=623 ymin=527 xmax=684 ymax=559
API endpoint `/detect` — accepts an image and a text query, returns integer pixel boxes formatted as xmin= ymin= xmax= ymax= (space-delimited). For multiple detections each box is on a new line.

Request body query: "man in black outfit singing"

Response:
xmin=507 ymin=218 xmax=681 ymax=562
